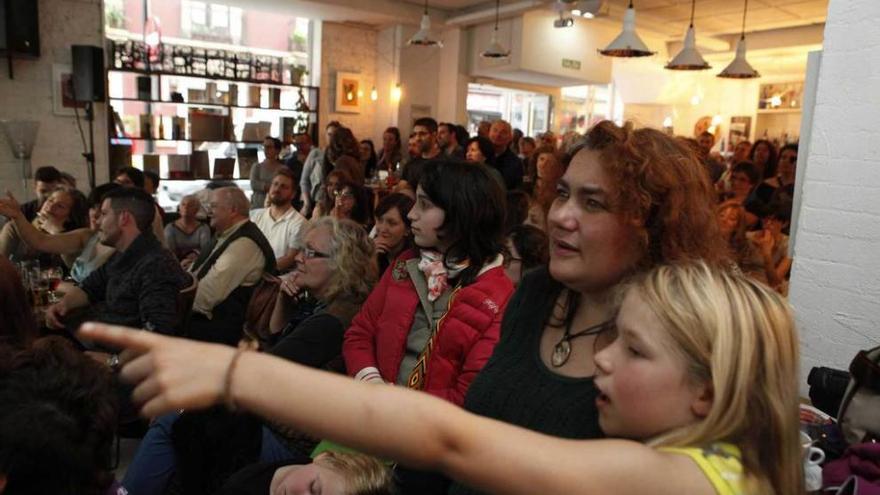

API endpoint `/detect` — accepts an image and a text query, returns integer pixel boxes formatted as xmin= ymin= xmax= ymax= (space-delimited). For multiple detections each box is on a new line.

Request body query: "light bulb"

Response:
xmin=370 ymin=87 xmax=378 ymax=101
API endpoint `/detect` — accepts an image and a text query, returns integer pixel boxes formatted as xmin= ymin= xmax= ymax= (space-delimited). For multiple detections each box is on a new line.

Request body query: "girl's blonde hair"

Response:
xmin=313 ymin=450 xmax=395 ymax=495
xmin=629 ymin=262 xmax=802 ymax=495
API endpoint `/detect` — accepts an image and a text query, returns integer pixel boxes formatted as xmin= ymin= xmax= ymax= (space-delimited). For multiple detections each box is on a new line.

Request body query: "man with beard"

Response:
xmin=401 ymin=117 xmax=442 ymax=189
xmin=249 ymin=169 xmax=308 ymax=272
xmin=44 ymin=188 xmax=187 ymax=334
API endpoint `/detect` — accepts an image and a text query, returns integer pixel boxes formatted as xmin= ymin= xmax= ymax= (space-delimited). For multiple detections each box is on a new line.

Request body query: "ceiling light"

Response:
xmin=554 ymin=11 xmax=574 ymax=28
xmin=408 ymin=0 xmax=443 ymax=47
xmin=599 ymin=1 xmax=654 ymax=58
xmin=572 ymin=1 xmax=602 ymax=18
xmin=370 ymin=87 xmax=378 ymax=101
xmin=718 ymin=0 xmax=760 ymax=79
xmin=665 ymin=0 xmax=710 ymax=70
xmin=481 ymin=0 xmax=510 ymax=59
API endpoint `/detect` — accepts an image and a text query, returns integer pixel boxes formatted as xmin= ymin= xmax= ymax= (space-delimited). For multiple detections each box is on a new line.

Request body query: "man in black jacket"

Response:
xmin=488 ymin=120 xmax=524 ymax=190
xmin=45 ymin=188 xmax=187 ymax=334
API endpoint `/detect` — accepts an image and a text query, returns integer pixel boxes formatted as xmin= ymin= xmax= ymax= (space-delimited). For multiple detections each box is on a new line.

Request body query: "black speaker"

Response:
xmin=72 ymin=45 xmax=105 ymax=102
xmin=1 ymin=0 xmax=41 ymax=57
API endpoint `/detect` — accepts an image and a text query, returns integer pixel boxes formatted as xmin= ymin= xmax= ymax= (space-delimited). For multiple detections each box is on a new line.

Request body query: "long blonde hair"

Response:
xmin=629 ymin=262 xmax=802 ymax=495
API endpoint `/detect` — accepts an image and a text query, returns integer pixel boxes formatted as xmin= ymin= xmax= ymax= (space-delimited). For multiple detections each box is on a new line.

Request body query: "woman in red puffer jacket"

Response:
xmin=343 ymin=159 xmax=514 ymax=406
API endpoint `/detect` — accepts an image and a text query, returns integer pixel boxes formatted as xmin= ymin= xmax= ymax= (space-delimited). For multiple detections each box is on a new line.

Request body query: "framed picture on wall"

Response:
xmin=728 ymin=116 xmax=752 ymax=147
xmin=334 ymin=71 xmax=361 ymax=114
xmin=52 ymin=64 xmax=86 ymax=116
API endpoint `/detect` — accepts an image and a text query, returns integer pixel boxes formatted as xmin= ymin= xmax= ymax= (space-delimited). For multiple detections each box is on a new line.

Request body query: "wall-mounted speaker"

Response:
xmin=72 ymin=45 xmax=105 ymax=102
xmin=0 ymin=0 xmax=41 ymax=58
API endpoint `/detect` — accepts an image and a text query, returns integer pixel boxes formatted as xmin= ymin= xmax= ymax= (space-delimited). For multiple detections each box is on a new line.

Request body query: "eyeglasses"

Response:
xmin=333 ymin=190 xmax=355 ymax=199
xmin=303 ymin=247 xmax=330 ymax=260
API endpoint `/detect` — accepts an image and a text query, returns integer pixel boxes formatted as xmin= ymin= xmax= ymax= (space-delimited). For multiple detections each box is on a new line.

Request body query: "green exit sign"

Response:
xmin=562 ymin=58 xmax=581 ymax=70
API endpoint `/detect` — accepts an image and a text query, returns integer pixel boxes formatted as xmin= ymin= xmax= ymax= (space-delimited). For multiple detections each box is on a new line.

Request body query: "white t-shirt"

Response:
xmin=249 ymin=207 xmax=308 ymax=259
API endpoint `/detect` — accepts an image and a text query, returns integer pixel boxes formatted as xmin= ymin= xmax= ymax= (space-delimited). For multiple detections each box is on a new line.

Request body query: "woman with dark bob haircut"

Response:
xmin=372 ymin=192 xmax=415 ymax=276
xmin=445 ymin=119 xmax=729 ymax=494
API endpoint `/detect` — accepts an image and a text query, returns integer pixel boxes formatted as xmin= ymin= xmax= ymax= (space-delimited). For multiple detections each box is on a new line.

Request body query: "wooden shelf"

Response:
xmin=108 ymin=96 xmax=317 ymax=113
xmin=111 ymin=137 xmax=265 ymax=144
xmin=756 ymin=108 xmax=802 ymax=114
xmin=107 ymin=67 xmax=319 ymax=91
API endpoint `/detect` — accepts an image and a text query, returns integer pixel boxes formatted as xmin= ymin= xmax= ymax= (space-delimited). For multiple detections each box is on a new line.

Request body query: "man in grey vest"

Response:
xmin=187 ymin=186 xmax=276 ymax=345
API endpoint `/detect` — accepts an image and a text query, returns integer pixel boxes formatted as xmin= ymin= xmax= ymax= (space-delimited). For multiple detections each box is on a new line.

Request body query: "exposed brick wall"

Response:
xmin=789 ymin=0 xmax=880 ymax=386
xmin=0 ymin=0 xmax=108 ymax=199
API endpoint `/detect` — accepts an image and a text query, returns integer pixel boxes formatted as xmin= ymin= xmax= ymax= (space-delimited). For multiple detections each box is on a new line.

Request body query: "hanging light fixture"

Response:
xmin=718 ymin=0 xmax=759 ymax=78
xmin=370 ymin=86 xmax=378 ymax=101
xmin=481 ymin=0 xmax=510 ymax=59
xmin=599 ymin=1 xmax=654 ymax=57
xmin=665 ymin=0 xmax=710 ymax=70
xmin=408 ymin=0 xmax=443 ymax=47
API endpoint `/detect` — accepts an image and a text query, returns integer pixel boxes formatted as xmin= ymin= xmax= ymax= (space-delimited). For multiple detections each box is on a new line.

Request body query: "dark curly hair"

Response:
xmin=572 ymin=120 xmax=729 ymax=270
xmin=0 ymin=337 xmax=119 ymax=495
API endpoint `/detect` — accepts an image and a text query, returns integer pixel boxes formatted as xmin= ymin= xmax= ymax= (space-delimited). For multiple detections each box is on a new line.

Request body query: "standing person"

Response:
xmin=301 ymin=122 xmax=341 ymax=217
xmin=518 ymin=136 xmax=536 ymax=163
xmin=285 ymin=133 xmax=314 ymax=184
xmin=446 ymin=120 xmax=728 ymax=495
xmin=400 ymin=118 xmax=442 ymax=190
xmin=250 ymin=136 xmax=286 ymax=209
xmin=321 ymin=127 xmax=364 ymax=186
xmin=477 ymin=121 xmax=491 ymax=139
xmin=464 ymin=136 xmax=504 ymax=188
xmin=250 ymin=169 xmax=309 ymax=273
xmin=165 ymin=194 xmax=212 ymax=264
xmin=377 ymin=127 xmax=403 ymax=172
xmin=754 ymin=143 xmax=797 ymax=206
xmin=17 ymin=165 xmax=63 ymax=222
xmin=696 ymin=131 xmax=725 ymax=183
xmin=488 ymin=120 xmax=524 ymax=190
xmin=359 ymin=139 xmax=378 ymax=179
xmin=438 ymin=122 xmax=465 ymax=160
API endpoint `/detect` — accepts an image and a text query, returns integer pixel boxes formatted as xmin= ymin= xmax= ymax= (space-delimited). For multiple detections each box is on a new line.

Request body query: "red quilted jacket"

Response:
xmin=343 ymin=249 xmax=514 ymax=406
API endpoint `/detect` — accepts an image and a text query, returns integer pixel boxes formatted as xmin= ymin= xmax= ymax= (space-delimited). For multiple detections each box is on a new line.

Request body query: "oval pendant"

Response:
xmin=552 ymin=340 xmax=571 ymax=367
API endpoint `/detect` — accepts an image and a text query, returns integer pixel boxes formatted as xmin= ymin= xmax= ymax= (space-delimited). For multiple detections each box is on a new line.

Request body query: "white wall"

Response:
xmin=0 ymin=0 xmax=108 ymax=199
xmin=789 ymin=0 xmax=880 ymax=386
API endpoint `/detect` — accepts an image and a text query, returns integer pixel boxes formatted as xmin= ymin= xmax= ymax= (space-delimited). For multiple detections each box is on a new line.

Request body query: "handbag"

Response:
xmin=243 ymin=273 xmax=281 ymax=344
xmin=838 ymin=345 xmax=880 ymax=445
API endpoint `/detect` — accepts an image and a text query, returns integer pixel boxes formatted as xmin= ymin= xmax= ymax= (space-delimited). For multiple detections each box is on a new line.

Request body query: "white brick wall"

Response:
xmin=789 ymin=0 xmax=880 ymax=388
xmin=0 ymin=0 xmax=108 ymax=199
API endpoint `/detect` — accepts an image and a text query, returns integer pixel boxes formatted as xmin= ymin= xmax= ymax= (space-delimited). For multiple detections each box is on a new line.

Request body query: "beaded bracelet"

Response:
xmin=223 ymin=348 xmax=248 ymax=412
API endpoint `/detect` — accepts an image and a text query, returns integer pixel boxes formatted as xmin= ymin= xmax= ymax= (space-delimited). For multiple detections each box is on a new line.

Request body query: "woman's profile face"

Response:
xmin=465 ymin=141 xmax=486 ymax=163
xmin=547 ymin=149 xmax=641 ymax=293
xmin=294 ymin=226 xmax=334 ymax=297
xmin=375 ymin=207 xmax=408 ymax=250
xmin=40 ymin=191 xmax=73 ymax=223
xmin=409 ymin=186 xmax=447 ymax=251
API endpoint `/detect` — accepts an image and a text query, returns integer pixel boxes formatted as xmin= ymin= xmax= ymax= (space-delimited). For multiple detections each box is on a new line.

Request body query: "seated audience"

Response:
xmin=216 ymin=451 xmax=394 ymax=495
xmin=503 ymin=224 xmax=549 ymax=287
xmin=122 ymin=217 xmax=377 ymax=494
xmin=371 ymin=193 xmax=415 ymax=276
xmin=44 ymin=188 xmax=187 ymax=333
xmin=0 ymin=187 xmax=88 ymax=266
xmin=187 ymin=186 xmax=276 ymax=346
xmin=249 ymin=169 xmax=309 ymax=272
xmin=165 ymin=194 xmax=212 ymax=264
xmin=313 ymin=170 xmax=354 ymax=219
xmin=749 ymin=139 xmax=778 ymax=180
xmin=0 ymin=337 xmax=122 ymax=495
xmin=82 ymin=260 xmax=803 ymax=495
xmin=488 ymin=119 xmax=523 ymax=190
xmin=377 ymin=126 xmax=403 ymax=172
xmin=0 ymin=183 xmax=120 ymax=284
xmin=17 ymin=165 xmax=63 ymax=222
xmin=359 ymin=139 xmax=378 ymax=179
xmin=250 ymin=136 xmax=286 ymax=209
xmin=465 ymin=136 xmax=504 ymax=187
xmin=742 ymin=201 xmax=793 ymax=294
xmin=343 ymin=159 xmax=513 ymax=407
xmin=0 ymin=257 xmax=37 ymax=348
xmin=754 ymin=143 xmax=797 ymax=206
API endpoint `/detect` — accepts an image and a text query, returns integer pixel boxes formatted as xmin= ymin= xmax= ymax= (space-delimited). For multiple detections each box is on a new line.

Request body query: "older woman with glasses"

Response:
xmin=121 ymin=217 xmax=379 ymax=495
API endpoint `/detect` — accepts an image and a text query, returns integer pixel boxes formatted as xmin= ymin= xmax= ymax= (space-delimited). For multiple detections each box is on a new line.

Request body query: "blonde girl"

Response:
xmin=79 ymin=261 xmax=802 ymax=495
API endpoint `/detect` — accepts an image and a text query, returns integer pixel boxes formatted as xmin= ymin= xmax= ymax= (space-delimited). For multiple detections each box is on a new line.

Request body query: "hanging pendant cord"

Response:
xmin=424 ymin=0 xmax=428 ymax=15
xmin=689 ymin=0 xmax=696 ymax=27
xmin=740 ymin=0 xmax=748 ymax=39
xmin=495 ymin=0 xmax=500 ymax=31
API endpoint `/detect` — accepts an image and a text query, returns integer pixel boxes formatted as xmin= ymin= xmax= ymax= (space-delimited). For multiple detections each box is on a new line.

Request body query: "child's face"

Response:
xmin=270 ymin=461 xmax=348 ymax=495
xmin=593 ymin=289 xmax=711 ymax=440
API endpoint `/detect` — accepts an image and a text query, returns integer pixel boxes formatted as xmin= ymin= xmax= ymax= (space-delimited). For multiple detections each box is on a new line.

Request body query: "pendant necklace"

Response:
xmin=551 ymin=316 xmax=615 ymax=368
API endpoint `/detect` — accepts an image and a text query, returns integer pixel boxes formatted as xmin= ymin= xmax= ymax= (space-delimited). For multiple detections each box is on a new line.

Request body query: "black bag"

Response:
xmin=808 ymin=366 xmax=851 ymax=418
xmin=838 ymin=345 xmax=880 ymax=444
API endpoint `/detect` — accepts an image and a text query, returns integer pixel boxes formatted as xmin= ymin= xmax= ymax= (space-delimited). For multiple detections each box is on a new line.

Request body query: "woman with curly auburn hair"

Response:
xmin=445 ymin=120 xmax=729 ymax=494
xmin=121 ymin=217 xmax=379 ymax=495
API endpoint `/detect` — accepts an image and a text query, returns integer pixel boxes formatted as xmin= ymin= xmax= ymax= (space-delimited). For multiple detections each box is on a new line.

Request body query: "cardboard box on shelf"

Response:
xmin=191 ymin=150 xmax=210 ymax=179
xmin=189 ymin=110 xmax=228 ymax=142
xmin=214 ymin=158 xmax=235 ymax=179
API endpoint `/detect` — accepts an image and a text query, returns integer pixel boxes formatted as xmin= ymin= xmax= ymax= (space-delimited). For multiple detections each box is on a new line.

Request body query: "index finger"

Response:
xmin=77 ymin=322 xmax=163 ymax=352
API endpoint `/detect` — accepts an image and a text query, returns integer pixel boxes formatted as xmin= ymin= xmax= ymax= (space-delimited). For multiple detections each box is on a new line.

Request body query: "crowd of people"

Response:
xmin=0 ymin=118 xmax=805 ymax=495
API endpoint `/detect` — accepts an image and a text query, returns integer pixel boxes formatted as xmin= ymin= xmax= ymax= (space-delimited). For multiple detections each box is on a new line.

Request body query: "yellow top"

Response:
xmin=659 ymin=443 xmax=744 ymax=495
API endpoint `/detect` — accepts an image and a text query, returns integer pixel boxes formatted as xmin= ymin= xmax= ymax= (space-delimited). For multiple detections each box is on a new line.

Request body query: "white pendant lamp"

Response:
xmin=665 ymin=0 xmax=710 ymax=70
xmin=481 ymin=0 xmax=510 ymax=59
xmin=717 ymin=0 xmax=759 ymax=78
xmin=408 ymin=0 xmax=443 ymax=47
xmin=599 ymin=1 xmax=654 ymax=57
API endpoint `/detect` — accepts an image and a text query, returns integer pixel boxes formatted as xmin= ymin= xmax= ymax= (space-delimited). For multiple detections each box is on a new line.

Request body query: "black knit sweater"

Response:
xmin=448 ymin=266 xmax=603 ymax=495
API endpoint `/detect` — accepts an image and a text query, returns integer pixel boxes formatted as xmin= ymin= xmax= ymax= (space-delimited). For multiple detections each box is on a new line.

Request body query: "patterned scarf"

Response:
xmin=417 ymin=249 xmax=469 ymax=302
